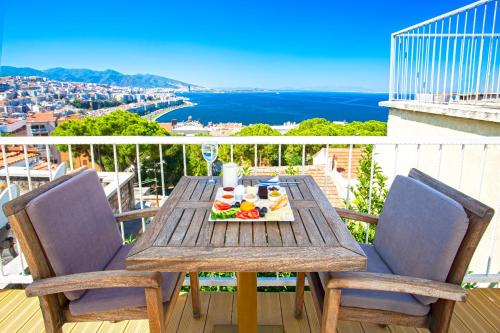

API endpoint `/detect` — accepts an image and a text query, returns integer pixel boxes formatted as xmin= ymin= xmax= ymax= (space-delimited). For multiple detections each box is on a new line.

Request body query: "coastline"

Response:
xmin=143 ymin=100 xmax=197 ymax=122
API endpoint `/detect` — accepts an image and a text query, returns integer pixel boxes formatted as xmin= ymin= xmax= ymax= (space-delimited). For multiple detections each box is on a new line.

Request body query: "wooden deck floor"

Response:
xmin=0 ymin=289 xmax=498 ymax=333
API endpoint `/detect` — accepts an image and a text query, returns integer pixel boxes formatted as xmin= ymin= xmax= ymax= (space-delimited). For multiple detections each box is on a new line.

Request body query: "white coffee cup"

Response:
xmin=222 ymin=163 xmax=242 ymax=188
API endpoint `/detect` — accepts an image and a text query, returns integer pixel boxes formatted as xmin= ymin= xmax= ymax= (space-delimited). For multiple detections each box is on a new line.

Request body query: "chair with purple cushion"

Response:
xmin=2 ymin=168 xmax=200 ymax=333
xmin=294 ymin=168 xmax=494 ymax=333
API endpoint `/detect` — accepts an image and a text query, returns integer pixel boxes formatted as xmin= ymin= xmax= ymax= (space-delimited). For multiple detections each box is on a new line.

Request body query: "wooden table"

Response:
xmin=126 ymin=176 xmax=366 ymax=333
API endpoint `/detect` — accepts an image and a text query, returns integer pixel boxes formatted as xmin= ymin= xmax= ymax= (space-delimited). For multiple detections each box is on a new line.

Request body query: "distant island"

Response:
xmin=0 ymin=66 xmax=203 ymax=90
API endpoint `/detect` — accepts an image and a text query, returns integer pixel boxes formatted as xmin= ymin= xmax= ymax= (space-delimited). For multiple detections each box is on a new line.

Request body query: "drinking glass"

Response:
xmin=201 ymin=143 xmax=218 ymax=184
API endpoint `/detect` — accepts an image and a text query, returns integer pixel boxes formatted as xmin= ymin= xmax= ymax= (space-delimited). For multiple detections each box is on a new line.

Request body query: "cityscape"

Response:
xmin=0 ymin=1 xmax=499 ymax=333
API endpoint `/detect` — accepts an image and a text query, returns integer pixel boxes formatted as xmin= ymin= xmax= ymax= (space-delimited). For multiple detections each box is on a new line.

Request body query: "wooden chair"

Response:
xmin=3 ymin=167 xmax=201 ymax=333
xmin=295 ymin=168 xmax=494 ymax=333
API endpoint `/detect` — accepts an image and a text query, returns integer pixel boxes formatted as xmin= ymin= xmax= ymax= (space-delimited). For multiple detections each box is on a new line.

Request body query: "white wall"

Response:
xmin=377 ymin=107 xmax=500 ymax=277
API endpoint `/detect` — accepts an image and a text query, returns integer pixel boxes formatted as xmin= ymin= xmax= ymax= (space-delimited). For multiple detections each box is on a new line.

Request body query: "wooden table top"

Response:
xmin=126 ymin=176 xmax=366 ymax=272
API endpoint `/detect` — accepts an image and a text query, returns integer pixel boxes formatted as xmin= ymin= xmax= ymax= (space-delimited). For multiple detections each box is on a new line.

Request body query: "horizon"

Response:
xmin=1 ymin=1 xmax=471 ymax=91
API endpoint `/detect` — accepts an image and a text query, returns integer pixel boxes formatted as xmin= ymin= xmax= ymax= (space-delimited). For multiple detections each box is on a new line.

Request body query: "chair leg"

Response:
xmin=321 ymin=288 xmax=341 ymax=333
xmin=294 ymin=272 xmax=306 ymax=318
xmin=39 ymin=295 xmax=64 ymax=333
xmin=189 ymin=272 xmax=201 ymax=318
xmin=145 ymin=287 xmax=165 ymax=333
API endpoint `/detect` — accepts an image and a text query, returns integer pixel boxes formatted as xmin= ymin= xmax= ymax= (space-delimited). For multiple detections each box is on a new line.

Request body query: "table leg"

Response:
xmin=213 ymin=272 xmax=283 ymax=333
xmin=237 ymin=272 xmax=257 ymax=333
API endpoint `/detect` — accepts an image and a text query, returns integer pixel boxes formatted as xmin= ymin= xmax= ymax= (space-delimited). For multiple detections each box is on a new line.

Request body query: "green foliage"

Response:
xmin=51 ymin=110 xmax=183 ymax=187
xmin=346 ymin=145 xmax=388 ymax=243
xmin=285 ymin=165 xmax=300 ymax=176
xmin=219 ymin=124 xmax=281 ymax=167
xmin=283 ymin=119 xmax=387 ymax=166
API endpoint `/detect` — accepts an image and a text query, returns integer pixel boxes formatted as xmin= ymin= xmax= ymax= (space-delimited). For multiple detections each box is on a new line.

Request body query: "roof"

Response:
xmin=0 ymin=146 xmax=39 ymax=168
xmin=26 ymin=112 xmax=57 ymax=123
xmin=329 ymin=148 xmax=363 ymax=178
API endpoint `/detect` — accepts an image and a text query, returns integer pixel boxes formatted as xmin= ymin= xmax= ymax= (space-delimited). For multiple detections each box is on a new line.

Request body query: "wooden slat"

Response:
xmin=309 ymin=207 xmax=340 ymax=246
xmin=210 ymin=221 xmax=227 ymax=247
xmin=180 ymin=178 xmax=199 ymax=201
xmin=453 ymin=298 xmax=496 ymax=333
xmin=0 ymin=297 xmax=39 ymax=333
xmin=225 ymin=223 xmax=240 ymax=246
xmin=128 ymin=246 xmax=365 ymax=272
xmin=176 ymin=292 xmax=210 ymax=333
xmin=129 ymin=176 xmax=189 ymax=256
xmin=296 ymin=177 xmax=314 ymax=201
xmin=182 ymin=209 xmax=208 ymax=247
xmin=152 ymin=208 xmax=184 ymax=247
xmin=257 ymin=292 xmax=282 ymax=326
xmin=304 ymin=291 xmax=321 ymax=333
xmin=239 ymin=222 xmax=253 ymax=247
xmin=337 ymin=320 xmax=365 ymax=333
xmin=303 ymin=176 xmax=365 ymax=256
xmin=203 ymin=292 xmax=233 ymax=333
xmin=190 ymin=180 xmax=207 ymax=201
xmin=298 ymin=208 xmax=325 ymax=246
xmin=167 ymin=209 xmax=196 ymax=246
xmin=253 ymin=222 xmax=267 ymax=246
xmin=280 ymin=292 xmax=311 ymax=333
xmin=289 ymin=208 xmax=311 ymax=246
xmin=466 ymin=287 xmax=500 ymax=329
xmin=266 ymin=222 xmax=283 ymax=247
xmin=278 ymin=221 xmax=297 ymax=246
xmin=200 ymin=182 xmax=216 ymax=201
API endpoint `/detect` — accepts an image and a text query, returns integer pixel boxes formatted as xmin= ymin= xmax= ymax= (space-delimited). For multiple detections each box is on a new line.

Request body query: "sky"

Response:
xmin=0 ymin=0 xmax=473 ymax=91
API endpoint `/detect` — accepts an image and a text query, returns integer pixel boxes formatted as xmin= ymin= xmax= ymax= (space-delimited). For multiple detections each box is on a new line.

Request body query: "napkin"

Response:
xmin=257 ymin=176 xmax=279 ymax=186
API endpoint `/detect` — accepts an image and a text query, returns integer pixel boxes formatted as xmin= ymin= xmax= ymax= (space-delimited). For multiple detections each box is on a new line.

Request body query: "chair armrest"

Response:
xmin=335 ymin=208 xmax=379 ymax=224
xmin=326 ymin=272 xmax=466 ymax=302
xmin=26 ymin=270 xmax=163 ymax=297
xmin=115 ymin=207 xmax=159 ymax=223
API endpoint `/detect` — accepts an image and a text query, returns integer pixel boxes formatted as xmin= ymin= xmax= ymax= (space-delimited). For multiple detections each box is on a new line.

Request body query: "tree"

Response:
xmin=218 ymin=124 xmax=281 ymax=167
xmin=346 ymin=145 xmax=388 ymax=243
xmin=51 ymin=110 xmax=183 ymax=188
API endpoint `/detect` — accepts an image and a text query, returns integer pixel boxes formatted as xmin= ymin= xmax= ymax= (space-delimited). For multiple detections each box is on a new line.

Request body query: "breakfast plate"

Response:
xmin=208 ymin=186 xmax=295 ymax=222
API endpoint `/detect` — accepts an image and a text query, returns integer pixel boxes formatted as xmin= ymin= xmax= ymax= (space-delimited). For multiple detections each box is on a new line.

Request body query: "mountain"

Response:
xmin=0 ymin=66 xmax=200 ymax=89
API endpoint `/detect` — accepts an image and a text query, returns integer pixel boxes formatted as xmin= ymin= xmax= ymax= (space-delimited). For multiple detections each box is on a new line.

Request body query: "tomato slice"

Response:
xmin=247 ymin=209 xmax=259 ymax=219
xmin=236 ymin=211 xmax=248 ymax=219
xmin=214 ymin=200 xmax=231 ymax=211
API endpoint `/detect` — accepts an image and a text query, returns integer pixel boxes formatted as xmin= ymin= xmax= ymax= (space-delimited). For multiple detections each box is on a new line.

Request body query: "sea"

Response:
xmin=156 ymin=92 xmax=389 ymax=125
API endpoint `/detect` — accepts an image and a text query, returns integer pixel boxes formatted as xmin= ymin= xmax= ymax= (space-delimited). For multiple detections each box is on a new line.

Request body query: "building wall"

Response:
xmin=377 ymin=108 xmax=500 ymax=277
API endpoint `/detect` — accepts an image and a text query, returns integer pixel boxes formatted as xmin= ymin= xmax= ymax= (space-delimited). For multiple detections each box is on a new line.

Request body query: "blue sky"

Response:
xmin=0 ymin=0 xmax=471 ymax=91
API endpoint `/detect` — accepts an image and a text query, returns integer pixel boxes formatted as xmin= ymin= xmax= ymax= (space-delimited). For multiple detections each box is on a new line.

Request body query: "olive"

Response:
xmin=234 ymin=202 xmax=241 ymax=207
xmin=259 ymin=211 xmax=266 ymax=218
xmin=261 ymin=207 xmax=268 ymax=213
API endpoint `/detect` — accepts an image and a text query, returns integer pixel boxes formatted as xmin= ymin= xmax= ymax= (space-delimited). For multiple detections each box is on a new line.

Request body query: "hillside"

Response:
xmin=0 ymin=66 xmax=200 ymax=89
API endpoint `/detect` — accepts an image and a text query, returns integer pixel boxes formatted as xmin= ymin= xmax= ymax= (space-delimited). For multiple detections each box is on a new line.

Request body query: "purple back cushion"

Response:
xmin=374 ymin=176 xmax=468 ymax=305
xmin=26 ymin=169 xmax=122 ymax=300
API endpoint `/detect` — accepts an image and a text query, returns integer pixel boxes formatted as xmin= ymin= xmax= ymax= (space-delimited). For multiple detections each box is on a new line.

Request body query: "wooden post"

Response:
xmin=145 ymin=287 xmax=165 ymax=333
xmin=294 ymin=272 xmax=306 ymax=318
xmin=237 ymin=272 xmax=257 ymax=333
xmin=321 ymin=289 xmax=341 ymax=333
xmin=189 ymin=272 xmax=201 ymax=318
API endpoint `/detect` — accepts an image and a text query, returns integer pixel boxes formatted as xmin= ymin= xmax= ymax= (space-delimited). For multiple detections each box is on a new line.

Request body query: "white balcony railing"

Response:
xmin=389 ymin=0 xmax=500 ymax=106
xmin=0 ymin=135 xmax=499 ymax=287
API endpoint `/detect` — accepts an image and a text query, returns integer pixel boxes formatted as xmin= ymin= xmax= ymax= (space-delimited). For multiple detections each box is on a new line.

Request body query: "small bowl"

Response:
xmin=246 ymin=186 xmax=258 ymax=195
xmin=267 ymin=189 xmax=282 ymax=202
xmin=220 ymin=193 xmax=235 ymax=204
xmin=222 ymin=186 xmax=235 ymax=196
xmin=243 ymin=193 xmax=258 ymax=203
xmin=267 ymin=185 xmax=281 ymax=193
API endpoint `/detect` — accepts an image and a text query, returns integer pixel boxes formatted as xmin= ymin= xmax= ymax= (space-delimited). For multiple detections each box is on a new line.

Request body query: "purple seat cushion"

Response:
xmin=327 ymin=244 xmax=430 ymax=316
xmin=25 ymin=169 xmax=122 ymax=301
xmin=69 ymin=245 xmax=181 ymax=316
xmin=374 ymin=176 xmax=468 ymax=305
